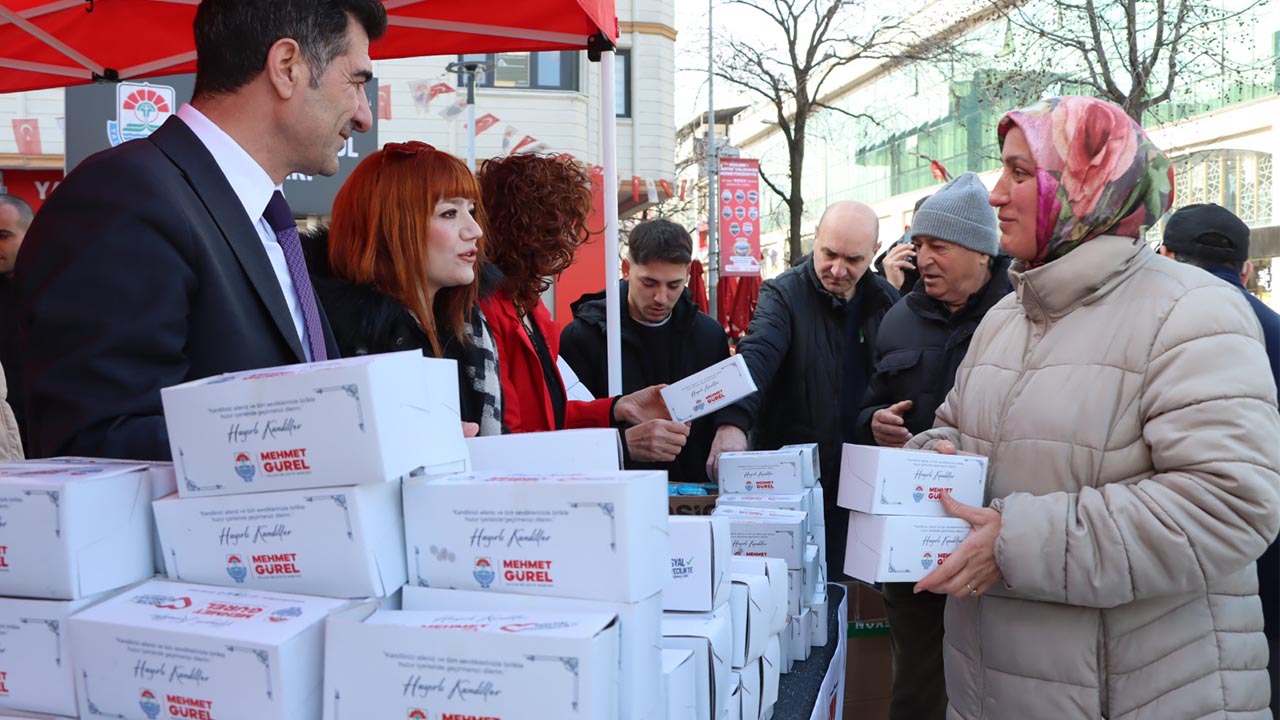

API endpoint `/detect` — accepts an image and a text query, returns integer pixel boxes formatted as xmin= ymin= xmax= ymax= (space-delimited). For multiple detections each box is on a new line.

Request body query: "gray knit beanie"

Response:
xmin=908 ymin=172 xmax=998 ymax=256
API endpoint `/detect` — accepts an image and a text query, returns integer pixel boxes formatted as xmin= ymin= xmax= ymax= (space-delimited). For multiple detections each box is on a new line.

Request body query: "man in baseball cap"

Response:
xmin=1159 ymin=202 xmax=1278 ymax=717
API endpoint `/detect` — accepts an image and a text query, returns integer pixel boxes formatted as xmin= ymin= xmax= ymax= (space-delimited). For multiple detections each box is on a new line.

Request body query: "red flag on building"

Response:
xmin=12 ymin=119 xmax=41 ymax=155
xmin=679 ymin=178 xmax=688 ymax=202
xmin=658 ymin=179 xmax=673 ymax=199
xmin=930 ymin=159 xmax=950 ymax=181
xmin=377 ymin=85 xmax=392 ymax=120
xmin=631 ymin=176 xmax=642 ymax=204
xmin=511 ymin=135 xmax=541 ymax=154
xmin=429 ymin=82 xmax=455 ymax=101
xmin=473 ymin=113 xmax=500 ymax=134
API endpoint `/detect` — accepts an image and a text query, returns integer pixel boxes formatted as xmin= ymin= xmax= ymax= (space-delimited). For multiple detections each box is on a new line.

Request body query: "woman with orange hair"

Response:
xmin=478 ymin=153 xmax=679 ymax=459
xmin=306 ymin=141 xmax=502 ymax=435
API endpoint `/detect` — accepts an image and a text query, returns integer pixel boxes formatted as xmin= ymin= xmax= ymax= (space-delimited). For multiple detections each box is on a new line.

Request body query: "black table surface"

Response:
xmin=775 ymin=582 xmax=845 ymax=719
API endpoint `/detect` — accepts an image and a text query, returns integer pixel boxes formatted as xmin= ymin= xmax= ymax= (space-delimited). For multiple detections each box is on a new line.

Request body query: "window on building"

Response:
xmin=457 ymin=52 xmax=579 ymax=91
xmin=615 ymin=49 xmax=632 ymax=118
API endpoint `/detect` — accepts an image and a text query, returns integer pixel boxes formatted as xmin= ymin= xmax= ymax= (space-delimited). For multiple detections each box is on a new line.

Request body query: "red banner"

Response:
xmin=718 ymin=157 xmax=762 ymax=277
xmin=12 ymin=119 xmax=42 ymax=155
xmin=0 ymin=169 xmax=64 ymax=212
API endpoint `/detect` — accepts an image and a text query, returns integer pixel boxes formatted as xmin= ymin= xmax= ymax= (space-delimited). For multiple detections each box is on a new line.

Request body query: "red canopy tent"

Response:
xmin=0 ymin=0 xmax=630 ymax=394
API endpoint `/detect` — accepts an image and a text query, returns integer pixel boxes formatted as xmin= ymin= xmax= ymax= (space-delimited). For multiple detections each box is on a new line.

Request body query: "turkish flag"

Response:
xmin=631 ymin=175 xmax=642 ymax=204
xmin=473 ymin=113 xmax=500 ymax=135
xmin=429 ymin=82 xmax=456 ymax=101
xmin=377 ymin=85 xmax=392 ymax=120
xmin=511 ymin=135 xmax=541 ymax=154
xmin=679 ymin=179 xmax=688 ymax=202
xmin=930 ymin=160 xmax=950 ymax=181
xmin=12 ymin=119 xmax=41 ymax=155
xmin=658 ymin=179 xmax=673 ymax=198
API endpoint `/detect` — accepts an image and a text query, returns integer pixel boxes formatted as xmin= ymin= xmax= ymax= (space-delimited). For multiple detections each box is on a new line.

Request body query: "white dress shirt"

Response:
xmin=175 ymin=104 xmax=312 ymax=361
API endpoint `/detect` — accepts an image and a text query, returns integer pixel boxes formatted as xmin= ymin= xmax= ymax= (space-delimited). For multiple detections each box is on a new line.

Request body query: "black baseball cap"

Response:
xmin=1162 ymin=203 xmax=1250 ymax=263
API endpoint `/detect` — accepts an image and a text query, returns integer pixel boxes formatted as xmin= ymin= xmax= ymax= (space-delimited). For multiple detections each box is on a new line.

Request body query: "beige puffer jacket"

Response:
xmin=0 ymin=361 xmax=22 ymax=461
xmin=910 ymin=236 xmax=1280 ymax=720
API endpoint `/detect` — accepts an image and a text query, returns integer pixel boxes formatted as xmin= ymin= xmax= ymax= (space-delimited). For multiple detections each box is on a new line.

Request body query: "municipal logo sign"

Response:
xmin=921 ymin=552 xmax=934 ymax=571
xmin=235 ymin=452 xmax=256 ymax=483
xmin=226 ymin=554 xmax=248 ymax=583
xmin=107 ymin=82 xmax=175 ymax=147
xmin=473 ymin=557 xmax=496 ymax=588
xmin=139 ymin=689 xmax=161 ymax=720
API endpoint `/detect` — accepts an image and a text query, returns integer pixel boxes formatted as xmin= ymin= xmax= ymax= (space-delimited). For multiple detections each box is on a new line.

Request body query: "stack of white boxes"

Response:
xmin=340 ymin=428 xmax=670 ymax=720
xmin=0 ymin=459 xmax=168 ymax=718
xmin=837 ymin=444 xmax=987 ymax=584
xmin=710 ymin=443 xmax=827 ymax=720
xmin=151 ymin=351 xmax=466 ymax=600
xmin=661 ymin=515 xmax=733 ymax=720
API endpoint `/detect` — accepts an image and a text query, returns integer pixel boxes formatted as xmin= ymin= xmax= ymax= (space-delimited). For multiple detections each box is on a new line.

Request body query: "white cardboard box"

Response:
xmin=788 ymin=613 xmax=808 ymax=663
xmin=666 ymin=516 xmax=732 ymax=612
xmin=716 ymin=493 xmax=812 ymax=537
xmin=803 ymin=544 xmax=819 ymax=599
xmin=730 ymin=557 xmax=787 ymax=636
xmin=711 ymin=506 xmax=806 ymax=570
xmin=786 ymin=568 xmax=802 ymax=616
xmin=0 ymin=461 xmax=153 ymax=599
xmin=404 ymin=471 xmax=667 ymax=603
xmin=761 ymin=635 xmax=781 ymax=717
xmin=661 ymin=354 xmax=757 ymax=423
xmin=69 ymin=579 xmax=348 ymax=720
xmin=725 ymin=675 xmax=742 ymax=720
xmin=661 ymin=604 xmax=732 ymax=720
xmin=811 ymin=484 xmax=825 ymax=526
xmin=779 ymin=444 xmax=820 ymax=484
xmin=401 ymin=585 xmax=662 ymax=720
xmin=810 ymin=590 xmax=828 ymax=647
xmin=0 ymin=712 xmax=74 ymax=719
xmin=844 ymin=512 xmax=972 ymax=583
xmin=0 ymin=593 xmax=113 ymax=716
xmin=779 ymin=619 xmax=793 ymax=674
xmin=796 ymin=608 xmax=813 ymax=656
xmin=663 ymin=649 xmax=697 ymax=720
xmin=466 ymin=428 xmax=621 ymax=474
xmin=728 ymin=573 xmax=771 ymax=669
xmin=163 ymin=352 xmax=466 ymax=498
xmin=324 ymin=605 xmax=619 ymax=719
xmin=837 ymin=444 xmax=987 ymax=516
xmin=739 ymin=657 xmax=762 ymax=720
xmin=718 ymin=449 xmax=814 ymax=494
xmin=155 ymin=480 xmax=406 ymax=598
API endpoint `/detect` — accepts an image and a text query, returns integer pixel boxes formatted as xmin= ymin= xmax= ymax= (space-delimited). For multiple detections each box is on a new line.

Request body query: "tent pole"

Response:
xmin=599 ymin=49 xmax=622 ymax=397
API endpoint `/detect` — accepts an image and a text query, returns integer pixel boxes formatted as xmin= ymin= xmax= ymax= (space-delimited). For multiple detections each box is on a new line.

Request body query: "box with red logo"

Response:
xmin=154 ymin=479 xmax=405 ymax=598
xmin=68 ymin=579 xmax=349 ymax=720
xmin=710 ymin=506 xmax=806 ymax=570
xmin=466 ymin=428 xmax=622 ymax=473
xmin=402 ymin=471 xmax=668 ymax=603
xmin=716 ymin=492 xmax=813 ymax=537
xmin=660 ymin=354 xmax=757 ymax=423
xmin=837 ymin=444 xmax=987 ymax=517
xmin=717 ymin=449 xmax=814 ymax=494
xmin=844 ymin=512 xmax=972 ymax=583
xmin=322 ymin=605 xmax=620 ymax=719
xmin=665 ymin=516 xmax=731 ymax=612
xmin=162 ymin=352 xmax=467 ymax=499
xmin=0 ymin=712 xmax=73 ymax=719
xmin=0 ymin=461 xmax=153 ymax=599
xmin=401 ymin=586 xmax=663 ymax=720
xmin=38 ymin=457 xmax=177 ymax=574
xmin=0 ymin=592 xmax=115 ymax=716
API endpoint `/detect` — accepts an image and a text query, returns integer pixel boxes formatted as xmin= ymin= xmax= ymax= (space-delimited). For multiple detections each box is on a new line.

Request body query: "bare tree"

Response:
xmin=993 ymin=0 xmax=1271 ymax=122
xmin=713 ymin=0 xmax=946 ymax=264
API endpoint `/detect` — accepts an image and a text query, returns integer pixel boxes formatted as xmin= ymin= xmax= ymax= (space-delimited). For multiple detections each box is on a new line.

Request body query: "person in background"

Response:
xmin=708 ymin=200 xmax=900 ymax=578
xmin=1158 ymin=202 xmax=1279 ymax=718
xmin=0 ymin=193 xmax=33 ymax=453
xmin=912 ymin=96 xmax=1278 ymax=720
xmin=560 ymin=217 xmax=730 ymax=481
xmin=477 ymin=153 xmax=677 ymax=454
xmin=875 ymin=194 xmax=929 ymax=293
xmin=305 ymin=141 xmax=501 ymax=436
xmin=853 ymin=172 xmax=1009 ymax=720
xmin=13 ymin=0 xmax=385 ymax=459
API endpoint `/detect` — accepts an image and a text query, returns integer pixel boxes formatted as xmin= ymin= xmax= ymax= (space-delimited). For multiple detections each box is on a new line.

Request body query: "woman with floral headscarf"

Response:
xmin=910 ymin=96 xmax=1280 ymax=719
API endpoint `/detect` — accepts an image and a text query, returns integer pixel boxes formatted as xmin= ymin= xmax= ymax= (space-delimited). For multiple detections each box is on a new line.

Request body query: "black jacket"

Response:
xmin=301 ymin=228 xmax=496 ymax=428
xmin=854 ymin=255 xmax=1013 ymax=445
xmin=559 ymin=282 xmax=730 ymax=483
xmin=717 ymin=256 xmax=900 ymax=485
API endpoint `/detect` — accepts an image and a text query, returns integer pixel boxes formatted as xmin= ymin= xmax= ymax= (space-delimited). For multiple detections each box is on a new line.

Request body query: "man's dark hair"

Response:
xmin=192 ymin=0 xmax=387 ymax=99
xmin=0 ymin=194 xmax=33 ymax=230
xmin=1173 ymin=235 xmax=1246 ymax=274
xmin=628 ymin=218 xmax=693 ymax=266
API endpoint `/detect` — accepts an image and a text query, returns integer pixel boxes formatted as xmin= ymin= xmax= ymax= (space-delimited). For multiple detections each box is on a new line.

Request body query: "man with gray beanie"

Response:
xmin=853 ymin=171 xmax=1011 ymax=720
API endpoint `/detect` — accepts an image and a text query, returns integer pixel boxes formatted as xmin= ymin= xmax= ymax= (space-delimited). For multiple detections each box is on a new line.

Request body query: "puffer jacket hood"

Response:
xmin=908 ymin=235 xmax=1280 ymax=720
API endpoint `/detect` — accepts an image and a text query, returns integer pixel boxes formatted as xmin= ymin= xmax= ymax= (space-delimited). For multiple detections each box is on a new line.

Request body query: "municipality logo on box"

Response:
xmin=107 ymin=82 xmax=175 ymax=147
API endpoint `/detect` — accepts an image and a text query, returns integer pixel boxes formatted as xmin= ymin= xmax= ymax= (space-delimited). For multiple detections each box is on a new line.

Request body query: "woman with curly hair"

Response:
xmin=305 ymin=141 xmax=503 ymax=435
xmin=478 ymin=153 xmax=679 ymax=456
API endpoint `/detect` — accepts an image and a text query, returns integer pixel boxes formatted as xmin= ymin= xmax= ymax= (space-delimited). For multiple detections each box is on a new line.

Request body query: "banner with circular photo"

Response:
xmin=718 ymin=157 xmax=762 ymax=277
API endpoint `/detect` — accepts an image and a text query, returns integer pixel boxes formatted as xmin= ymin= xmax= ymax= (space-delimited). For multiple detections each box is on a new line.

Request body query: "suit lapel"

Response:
xmin=149 ymin=117 xmax=307 ymax=363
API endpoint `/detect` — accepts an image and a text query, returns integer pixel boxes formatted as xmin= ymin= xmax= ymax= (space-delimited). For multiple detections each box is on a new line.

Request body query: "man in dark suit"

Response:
xmin=13 ymin=0 xmax=387 ymax=460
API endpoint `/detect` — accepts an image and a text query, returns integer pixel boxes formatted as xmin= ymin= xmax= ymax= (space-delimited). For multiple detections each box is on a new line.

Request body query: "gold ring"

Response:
xmin=966 ymin=582 xmax=977 ymax=595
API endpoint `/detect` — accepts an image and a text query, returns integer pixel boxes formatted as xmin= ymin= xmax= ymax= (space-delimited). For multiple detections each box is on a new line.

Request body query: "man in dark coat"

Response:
xmin=853 ymin=172 xmax=1008 ymax=720
xmin=1158 ymin=203 xmax=1279 ymax=720
xmin=708 ymin=200 xmax=900 ymax=580
xmin=561 ymin=218 xmax=729 ymax=480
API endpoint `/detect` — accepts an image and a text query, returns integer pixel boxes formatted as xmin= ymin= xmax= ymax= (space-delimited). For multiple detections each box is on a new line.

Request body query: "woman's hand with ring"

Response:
xmin=914 ymin=491 xmax=1004 ymax=598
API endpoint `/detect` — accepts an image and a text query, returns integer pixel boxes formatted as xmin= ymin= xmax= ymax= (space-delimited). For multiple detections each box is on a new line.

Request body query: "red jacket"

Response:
xmin=480 ymin=287 xmax=614 ymax=433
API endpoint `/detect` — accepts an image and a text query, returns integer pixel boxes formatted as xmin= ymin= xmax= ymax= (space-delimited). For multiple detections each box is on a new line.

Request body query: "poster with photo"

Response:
xmin=718 ymin=157 xmax=762 ymax=277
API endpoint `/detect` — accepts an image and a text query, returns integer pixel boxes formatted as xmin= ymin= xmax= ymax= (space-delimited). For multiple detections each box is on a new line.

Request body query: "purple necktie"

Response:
xmin=264 ymin=191 xmax=328 ymax=362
